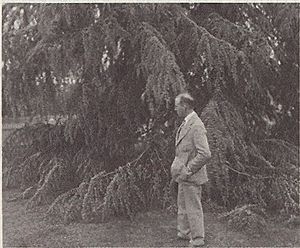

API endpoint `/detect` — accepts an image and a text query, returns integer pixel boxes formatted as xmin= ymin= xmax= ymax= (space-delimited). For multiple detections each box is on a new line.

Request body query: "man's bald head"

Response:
xmin=175 ymin=92 xmax=195 ymax=118
xmin=175 ymin=92 xmax=195 ymax=110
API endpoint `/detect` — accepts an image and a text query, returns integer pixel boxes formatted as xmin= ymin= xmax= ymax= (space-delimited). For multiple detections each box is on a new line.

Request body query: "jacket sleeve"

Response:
xmin=187 ymin=125 xmax=211 ymax=173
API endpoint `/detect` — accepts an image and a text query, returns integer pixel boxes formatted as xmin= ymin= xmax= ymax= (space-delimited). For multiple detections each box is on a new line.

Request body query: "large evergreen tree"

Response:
xmin=2 ymin=3 xmax=299 ymax=223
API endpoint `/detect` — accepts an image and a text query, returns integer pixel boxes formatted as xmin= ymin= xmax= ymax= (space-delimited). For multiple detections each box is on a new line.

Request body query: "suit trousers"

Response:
xmin=177 ymin=183 xmax=204 ymax=243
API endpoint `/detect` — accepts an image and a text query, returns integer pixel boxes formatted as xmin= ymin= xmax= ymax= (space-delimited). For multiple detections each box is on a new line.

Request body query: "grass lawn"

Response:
xmin=3 ymin=189 xmax=299 ymax=247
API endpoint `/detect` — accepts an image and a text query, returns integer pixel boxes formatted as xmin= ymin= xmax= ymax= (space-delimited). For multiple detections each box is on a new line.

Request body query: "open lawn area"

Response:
xmin=3 ymin=189 xmax=299 ymax=247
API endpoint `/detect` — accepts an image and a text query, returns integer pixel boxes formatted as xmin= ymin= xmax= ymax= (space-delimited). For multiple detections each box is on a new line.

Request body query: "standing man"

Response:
xmin=171 ymin=92 xmax=211 ymax=247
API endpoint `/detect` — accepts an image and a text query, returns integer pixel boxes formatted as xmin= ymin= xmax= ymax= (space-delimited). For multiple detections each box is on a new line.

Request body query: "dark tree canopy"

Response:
xmin=2 ymin=3 xmax=299 ymax=223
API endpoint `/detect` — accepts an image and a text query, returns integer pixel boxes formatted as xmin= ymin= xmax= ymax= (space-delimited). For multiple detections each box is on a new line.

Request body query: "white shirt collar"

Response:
xmin=184 ymin=111 xmax=196 ymax=124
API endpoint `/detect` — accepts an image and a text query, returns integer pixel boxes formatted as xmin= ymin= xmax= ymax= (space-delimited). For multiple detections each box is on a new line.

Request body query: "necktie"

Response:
xmin=176 ymin=120 xmax=186 ymax=140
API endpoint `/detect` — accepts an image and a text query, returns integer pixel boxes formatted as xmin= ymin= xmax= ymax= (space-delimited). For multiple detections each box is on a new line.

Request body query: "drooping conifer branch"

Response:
xmin=2 ymin=4 xmax=299 ymax=225
xmin=172 ymin=6 xmax=264 ymax=102
xmin=134 ymin=22 xmax=186 ymax=115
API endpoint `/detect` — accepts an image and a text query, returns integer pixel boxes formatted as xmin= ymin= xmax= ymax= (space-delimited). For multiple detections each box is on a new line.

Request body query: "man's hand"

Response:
xmin=180 ymin=165 xmax=193 ymax=181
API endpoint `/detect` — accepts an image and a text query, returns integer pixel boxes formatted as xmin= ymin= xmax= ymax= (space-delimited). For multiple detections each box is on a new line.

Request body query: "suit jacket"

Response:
xmin=171 ymin=112 xmax=211 ymax=185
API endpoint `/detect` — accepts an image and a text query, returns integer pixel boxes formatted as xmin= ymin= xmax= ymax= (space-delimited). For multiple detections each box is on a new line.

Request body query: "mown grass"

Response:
xmin=3 ymin=189 xmax=299 ymax=247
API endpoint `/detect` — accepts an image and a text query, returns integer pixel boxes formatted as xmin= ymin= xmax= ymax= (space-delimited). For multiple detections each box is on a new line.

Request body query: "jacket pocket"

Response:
xmin=171 ymin=153 xmax=189 ymax=181
xmin=182 ymin=166 xmax=208 ymax=185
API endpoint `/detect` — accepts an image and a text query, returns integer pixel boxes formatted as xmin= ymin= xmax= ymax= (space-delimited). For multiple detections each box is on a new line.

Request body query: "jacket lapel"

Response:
xmin=176 ymin=114 xmax=196 ymax=146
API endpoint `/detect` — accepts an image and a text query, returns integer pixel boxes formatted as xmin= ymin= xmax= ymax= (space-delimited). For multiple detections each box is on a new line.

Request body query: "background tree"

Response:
xmin=2 ymin=3 xmax=299 ymax=224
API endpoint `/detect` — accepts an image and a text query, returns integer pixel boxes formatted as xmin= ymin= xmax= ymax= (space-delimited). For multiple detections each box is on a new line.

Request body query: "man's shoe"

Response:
xmin=189 ymin=239 xmax=205 ymax=247
xmin=177 ymin=232 xmax=190 ymax=240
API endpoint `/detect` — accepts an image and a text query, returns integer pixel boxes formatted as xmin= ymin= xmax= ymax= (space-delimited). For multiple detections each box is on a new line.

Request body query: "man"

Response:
xmin=171 ymin=92 xmax=211 ymax=247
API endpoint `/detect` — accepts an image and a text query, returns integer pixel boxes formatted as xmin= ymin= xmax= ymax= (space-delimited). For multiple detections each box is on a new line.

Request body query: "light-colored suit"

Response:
xmin=170 ymin=111 xmax=211 ymax=245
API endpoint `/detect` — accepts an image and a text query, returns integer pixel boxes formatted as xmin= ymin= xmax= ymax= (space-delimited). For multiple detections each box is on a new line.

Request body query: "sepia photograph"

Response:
xmin=2 ymin=2 xmax=299 ymax=247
